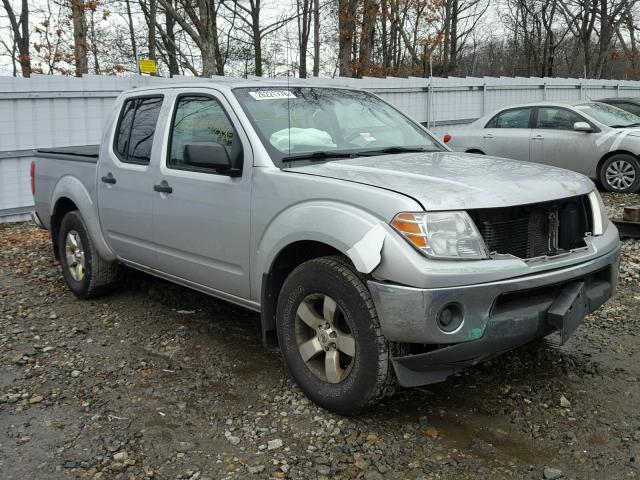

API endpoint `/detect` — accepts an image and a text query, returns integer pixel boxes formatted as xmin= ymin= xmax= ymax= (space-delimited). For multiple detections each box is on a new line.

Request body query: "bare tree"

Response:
xmin=312 ymin=0 xmax=320 ymax=75
xmin=71 ymin=0 xmax=89 ymax=76
xmin=1 ymin=0 xmax=31 ymax=76
xmin=297 ymin=0 xmax=312 ymax=77
xmin=338 ymin=0 xmax=357 ymax=76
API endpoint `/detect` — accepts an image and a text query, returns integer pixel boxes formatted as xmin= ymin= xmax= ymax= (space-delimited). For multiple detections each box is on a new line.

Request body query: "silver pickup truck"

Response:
xmin=31 ymin=81 xmax=620 ymax=414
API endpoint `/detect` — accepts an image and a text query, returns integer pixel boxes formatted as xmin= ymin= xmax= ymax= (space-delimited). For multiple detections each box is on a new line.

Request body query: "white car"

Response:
xmin=445 ymin=101 xmax=640 ymax=193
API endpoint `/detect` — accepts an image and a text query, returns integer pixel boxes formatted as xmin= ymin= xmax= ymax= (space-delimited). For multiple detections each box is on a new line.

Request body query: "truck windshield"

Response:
xmin=233 ymin=87 xmax=442 ymax=163
xmin=574 ymin=102 xmax=640 ymax=128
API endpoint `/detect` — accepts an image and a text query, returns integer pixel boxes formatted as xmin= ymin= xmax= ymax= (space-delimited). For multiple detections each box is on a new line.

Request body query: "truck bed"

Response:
xmin=36 ymin=145 xmax=100 ymax=163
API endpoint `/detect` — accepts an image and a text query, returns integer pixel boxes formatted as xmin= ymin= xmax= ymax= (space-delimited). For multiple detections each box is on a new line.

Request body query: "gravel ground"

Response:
xmin=1 ymin=193 xmax=639 ymax=480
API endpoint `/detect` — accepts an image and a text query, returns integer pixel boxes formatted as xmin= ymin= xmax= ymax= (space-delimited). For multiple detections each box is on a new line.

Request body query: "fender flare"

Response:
xmin=51 ymin=175 xmax=117 ymax=261
xmin=252 ymin=201 xmax=388 ymax=300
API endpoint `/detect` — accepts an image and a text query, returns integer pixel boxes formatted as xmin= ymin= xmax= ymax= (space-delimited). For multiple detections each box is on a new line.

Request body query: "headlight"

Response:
xmin=391 ymin=211 xmax=489 ymax=259
xmin=588 ymin=190 xmax=608 ymax=236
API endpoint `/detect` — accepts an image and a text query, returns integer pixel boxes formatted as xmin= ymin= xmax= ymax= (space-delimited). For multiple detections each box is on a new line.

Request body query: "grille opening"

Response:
xmin=469 ymin=195 xmax=591 ymax=260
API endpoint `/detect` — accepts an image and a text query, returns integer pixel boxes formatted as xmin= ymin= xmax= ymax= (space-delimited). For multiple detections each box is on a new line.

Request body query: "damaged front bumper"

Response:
xmin=368 ymin=244 xmax=620 ymax=387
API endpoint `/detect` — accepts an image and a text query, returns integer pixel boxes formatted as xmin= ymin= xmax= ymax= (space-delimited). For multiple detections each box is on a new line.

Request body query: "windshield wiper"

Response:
xmin=356 ymin=146 xmax=433 ymax=156
xmin=283 ymin=150 xmax=357 ymax=162
xmin=610 ymin=123 xmax=640 ymax=128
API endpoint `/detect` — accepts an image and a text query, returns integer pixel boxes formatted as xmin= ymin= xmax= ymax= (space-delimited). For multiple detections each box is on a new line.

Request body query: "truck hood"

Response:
xmin=284 ymin=151 xmax=594 ymax=210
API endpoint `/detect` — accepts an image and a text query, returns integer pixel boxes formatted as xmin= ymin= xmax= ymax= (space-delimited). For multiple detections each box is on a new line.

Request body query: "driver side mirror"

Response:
xmin=573 ymin=121 xmax=593 ymax=132
xmin=184 ymin=142 xmax=239 ymax=175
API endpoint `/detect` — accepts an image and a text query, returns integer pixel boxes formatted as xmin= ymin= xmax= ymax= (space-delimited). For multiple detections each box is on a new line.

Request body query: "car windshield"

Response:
xmin=233 ymin=87 xmax=442 ymax=163
xmin=573 ymin=102 xmax=640 ymax=127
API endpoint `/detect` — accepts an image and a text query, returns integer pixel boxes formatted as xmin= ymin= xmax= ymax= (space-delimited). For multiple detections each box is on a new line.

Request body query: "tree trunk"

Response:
xmin=449 ymin=0 xmax=458 ymax=75
xmin=312 ymin=0 xmax=320 ymax=76
xmin=2 ymin=0 xmax=31 ymax=77
xmin=89 ymin=10 xmax=100 ymax=74
xmin=148 ymin=0 xmax=157 ymax=74
xmin=71 ymin=0 xmax=89 ymax=76
xmin=442 ymin=0 xmax=451 ymax=76
xmin=298 ymin=0 xmax=311 ymax=78
xmin=380 ymin=0 xmax=389 ymax=71
xmin=125 ymin=0 xmax=138 ymax=72
xmin=358 ymin=0 xmax=377 ymax=76
xmin=338 ymin=0 xmax=357 ymax=76
xmin=165 ymin=0 xmax=179 ymax=76
xmin=253 ymin=18 xmax=262 ymax=76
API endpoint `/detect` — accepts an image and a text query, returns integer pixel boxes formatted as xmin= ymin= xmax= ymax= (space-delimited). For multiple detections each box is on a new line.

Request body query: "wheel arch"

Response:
xmin=50 ymin=175 xmax=116 ymax=262
xmin=260 ymin=240 xmax=345 ymax=350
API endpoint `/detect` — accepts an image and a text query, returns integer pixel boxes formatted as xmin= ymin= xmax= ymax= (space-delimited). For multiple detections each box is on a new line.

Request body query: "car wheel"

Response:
xmin=276 ymin=256 xmax=399 ymax=415
xmin=58 ymin=211 xmax=117 ymax=299
xmin=600 ymin=154 xmax=640 ymax=193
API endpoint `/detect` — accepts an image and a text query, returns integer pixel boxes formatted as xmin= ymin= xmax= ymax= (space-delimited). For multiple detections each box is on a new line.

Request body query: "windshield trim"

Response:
xmin=231 ymin=86 xmax=447 ymax=168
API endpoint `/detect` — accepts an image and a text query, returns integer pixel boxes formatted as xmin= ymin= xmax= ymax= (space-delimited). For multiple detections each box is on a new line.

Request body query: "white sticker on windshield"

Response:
xmin=359 ymin=132 xmax=376 ymax=142
xmin=248 ymin=90 xmax=296 ymax=101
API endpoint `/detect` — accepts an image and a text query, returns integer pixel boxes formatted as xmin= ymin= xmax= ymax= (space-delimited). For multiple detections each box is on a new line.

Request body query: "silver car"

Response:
xmin=446 ymin=101 xmax=640 ymax=193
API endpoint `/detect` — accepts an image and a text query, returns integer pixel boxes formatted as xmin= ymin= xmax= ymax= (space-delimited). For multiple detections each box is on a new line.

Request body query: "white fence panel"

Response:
xmin=2 ymin=74 xmax=640 ymax=222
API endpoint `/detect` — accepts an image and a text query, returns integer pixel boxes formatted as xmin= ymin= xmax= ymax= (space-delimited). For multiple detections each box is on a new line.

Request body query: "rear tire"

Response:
xmin=58 ymin=211 xmax=117 ymax=299
xmin=276 ymin=256 xmax=398 ymax=415
xmin=600 ymin=154 xmax=640 ymax=193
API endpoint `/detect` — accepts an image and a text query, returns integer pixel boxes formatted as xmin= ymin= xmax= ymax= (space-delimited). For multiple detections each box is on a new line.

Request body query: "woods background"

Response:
xmin=1 ymin=0 xmax=640 ymax=80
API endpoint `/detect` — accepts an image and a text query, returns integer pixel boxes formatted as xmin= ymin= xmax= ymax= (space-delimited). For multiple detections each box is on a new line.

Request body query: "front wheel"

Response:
xmin=276 ymin=256 xmax=398 ymax=415
xmin=600 ymin=154 xmax=640 ymax=193
xmin=58 ymin=211 xmax=117 ymax=299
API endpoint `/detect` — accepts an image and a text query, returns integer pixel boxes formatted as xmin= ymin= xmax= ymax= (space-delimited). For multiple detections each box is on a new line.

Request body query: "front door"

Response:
xmin=97 ymin=95 xmax=164 ymax=266
xmin=529 ymin=106 xmax=598 ymax=176
xmin=151 ymin=91 xmax=252 ymax=299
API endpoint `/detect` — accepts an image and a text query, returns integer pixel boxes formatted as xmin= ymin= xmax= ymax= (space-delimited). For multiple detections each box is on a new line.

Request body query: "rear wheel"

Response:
xmin=58 ymin=211 xmax=117 ymax=299
xmin=600 ymin=154 xmax=640 ymax=193
xmin=276 ymin=256 xmax=398 ymax=415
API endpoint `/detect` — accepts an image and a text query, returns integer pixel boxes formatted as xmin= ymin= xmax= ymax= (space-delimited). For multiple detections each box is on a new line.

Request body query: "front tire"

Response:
xmin=600 ymin=154 xmax=640 ymax=193
xmin=58 ymin=211 xmax=116 ymax=299
xmin=276 ymin=256 xmax=398 ymax=415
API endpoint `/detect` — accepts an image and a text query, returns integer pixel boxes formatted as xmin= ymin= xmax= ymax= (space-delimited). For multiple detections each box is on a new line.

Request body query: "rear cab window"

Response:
xmin=114 ymin=96 xmax=163 ymax=165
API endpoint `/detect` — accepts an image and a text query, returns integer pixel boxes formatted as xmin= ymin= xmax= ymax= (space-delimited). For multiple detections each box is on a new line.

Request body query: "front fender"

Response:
xmin=51 ymin=176 xmax=116 ymax=261
xmin=252 ymin=200 xmax=388 ymax=298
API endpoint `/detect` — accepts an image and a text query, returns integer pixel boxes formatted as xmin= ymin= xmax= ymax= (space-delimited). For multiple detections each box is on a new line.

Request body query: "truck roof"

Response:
xmin=124 ymin=79 xmax=356 ymax=95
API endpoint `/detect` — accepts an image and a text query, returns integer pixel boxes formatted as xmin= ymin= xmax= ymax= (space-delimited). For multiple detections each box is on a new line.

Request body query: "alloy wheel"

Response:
xmin=294 ymin=294 xmax=356 ymax=383
xmin=606 ymin=160 xmax=636 ymax=191
xmin=65 ymin=230 xmax=86 ymax=281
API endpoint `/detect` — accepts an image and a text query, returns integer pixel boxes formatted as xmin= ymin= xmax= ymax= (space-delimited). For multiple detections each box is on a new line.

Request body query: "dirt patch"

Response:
xmin=1 ymin=193 xmax=639 ymax=480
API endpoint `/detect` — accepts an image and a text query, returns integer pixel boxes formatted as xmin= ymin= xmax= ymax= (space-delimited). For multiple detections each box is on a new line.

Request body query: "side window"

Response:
xmin=536 ymin=107 xmax=584 ymax=130
xmin=114 ymin=96 xmax=163 ymax=165
xmin=115 ymin=100 xmax=136 ymax=159
xmin=168 ymin=96 xmax=237 ymax=171
xmin=486 ymin=108 xmax=532 ymax=128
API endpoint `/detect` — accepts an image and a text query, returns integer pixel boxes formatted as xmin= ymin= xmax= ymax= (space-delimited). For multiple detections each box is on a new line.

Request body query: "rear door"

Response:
xmin=151 ymin=90 xmax=252 ymax=299
xmin=479 ymin=107 xmax=534 ymax=161
xmin=529 ymin=106 xmax=599 ymax=175
xmin=97 ymin=95 xmax=163 ymax=266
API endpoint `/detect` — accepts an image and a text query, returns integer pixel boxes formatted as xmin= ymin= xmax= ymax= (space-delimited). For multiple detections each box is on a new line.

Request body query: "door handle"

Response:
xmin=101 ymin=173 xmax=116 ymax=184
xmin=153 ymin=181 xmax=173 ymax=194
xmin=532 ymin=135 xmax=544 ymax=140
xmin=482 ymin=134 xmax=494 ymax=139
